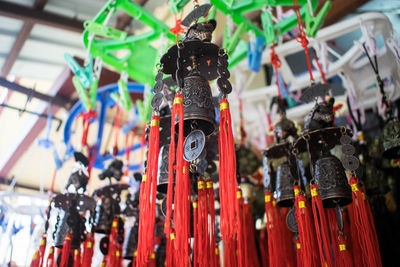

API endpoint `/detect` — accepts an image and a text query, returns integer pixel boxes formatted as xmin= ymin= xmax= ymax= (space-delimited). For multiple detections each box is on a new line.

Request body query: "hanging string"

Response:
xmin=112 ymin=99 xmax=123 ymax=156
xmin=270 ymin=43 xmax=283 ymax=99
xmin=361 ymin=42 xmax=391 ymax=116
xmin=124 ymin=127 xmax=136 ymax=177
xmin=312 ymin=49 xmax=327 ymax=84
xmin=292 ymin=0 xmax=314 ymax=81
xmin=170 ymin=11 xmax=185 ymax=43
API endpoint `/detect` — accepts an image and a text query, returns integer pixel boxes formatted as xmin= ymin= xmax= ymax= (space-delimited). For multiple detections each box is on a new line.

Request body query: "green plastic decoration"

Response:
xmin=136 ymin=94 xmax=153 ymax=123
xmin=84 ymin=21 xmax=128 ymax=41
xmin=304 ymin=0 xmax=332 ymax=38
xmin=83 ymin=0 xmax=176 ymax=86
xmin=117 ymin=78 xmax=133 ymax=111
xmin=169 ymin=0 xmax=190 ymax=14
xmin=64 ymin=53 xmax=93 ymax=88
xmin=89 ymin=77 xmax=98 ymax=109
xmin=72 ymin=76 xmax=90 ymax=111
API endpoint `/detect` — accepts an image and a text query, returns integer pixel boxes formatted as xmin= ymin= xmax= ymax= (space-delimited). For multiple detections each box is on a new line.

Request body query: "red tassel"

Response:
xmin=105 ymin=218 xmax=120 ymax=266
xmin=327 ymin=208 xmax=355 ymax=267
xmin=30 ymin=251 xmax=38 ymax=267
xmin=149 ymin=252 xmax=156 ymax=267
xmin=243 ymin=203 xmax=260 ymax=267
xmin=60 ymin=233 xmax=73 ymax=267
xmin=236 ymin=189 xmax=245 ymax=267
xmin=264 ymin=192 xmax=277 ymax=267
xmin=294 ymin=186 xmax=320 ymax=267
xmin=193 ymin=200 xmax=199 ymax=267
xmin=206 ymin=179 xmax=217 ymax=267
xmin=310 ymin=184 xmax=334 ymax=267
xmin=218 ymin=99 xmax=239 ymax=241
xmin=295 ymin=236 xmax=302 ymax=267
xmin=223 ymin=237 xmax=237 ymax=267
xmin=73 ymin=249 xmax=81 ymax=267
xmin=81 ymin=233 xmax=94 ymax=267
xmin=137 ymin=114 xmax=160 ymax=265
xmin=348 ymin=177 xmax=382 ymax=267
xmin=198 ymin=179 xmax=208 ymax=267
xmin=259 ymin=230 xmax=268 ymax=267
xmin=277 ymin=207 xmax=296 ymax=266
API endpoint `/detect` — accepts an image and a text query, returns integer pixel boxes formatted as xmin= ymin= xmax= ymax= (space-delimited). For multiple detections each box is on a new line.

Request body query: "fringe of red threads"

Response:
xmin=81 ymin=233 xmax=94 ymax=267
xmin=264 ymin=192 xmax=277 ymax=267
xmin=243 ymin=202 xmax=260 ymax=267
xmin=193 ymin=199 xmax=199 ymax=267
xmin=236 ymin=189 xmax=245 ymax=267
xmin=218 ymin=99 xmax=239 ymax=242
xmin=73 ymin=249 xmax=81 ymax=267
xmin=171 ymin=93 xmax=190 ymax=266
xmin=277 ymin=207 xmax=296 ymax=267
xmin=46 ymin=246 xmax=55 ymax=267
xmin=136 ymin=114 xmax=160 ymax=265
xmin=294 ymin=186 xmax=320 ymax=267
xmin=207 ymin=179 xmax=217 ymax=267
xmin=348 ymin=177 xmax=382 ymax=267
xmin=60 ymin=233 xmax=73 ymax=267
xmin=259 ymin=230 xmax=269 ymax=267
xmin=197 ymin=179 xmax=209 ymax=267
xmin=106 ymin=218 xmax=119 ymax=267
xmin=310 ymin=184 xmax=334 ymax=267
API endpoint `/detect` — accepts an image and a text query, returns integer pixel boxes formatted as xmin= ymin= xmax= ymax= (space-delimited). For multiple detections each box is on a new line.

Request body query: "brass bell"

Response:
xmin=123 ymin=222 xmax=139 ymax=260
xmin=181 ymin=72 xmax=216 ymax=136
xmin=157 ymin=145 xmax=172 ymax=194
xmin=54 ymin=211 xmax=79 ymax=249
xmin=381 ymin=118 xmax=400 ymax=158
xmin=94 ymin=196 xmax=121 ymax=234
xmin=314 ymin=151 xmax=352 ymax=208
xmin=275 ymin=161 xmax=297 ymax=207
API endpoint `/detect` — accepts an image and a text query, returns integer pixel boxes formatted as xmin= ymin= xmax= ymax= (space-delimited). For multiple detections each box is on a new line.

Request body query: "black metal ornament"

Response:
xmin=381 ymin=118 xmax=400 ymax=158
xmin=300 ymin=83 xmax=332 ymax=103
xmin=181 ymin=3 xmax=212 ymax=27
xmin=302 ymin=98 xmax=335 ymax=132
xmin=99 ymin=159 xmax=124 ymax=182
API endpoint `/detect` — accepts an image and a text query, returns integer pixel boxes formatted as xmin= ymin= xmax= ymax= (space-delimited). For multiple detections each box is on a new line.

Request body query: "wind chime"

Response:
xmin=47 ymin=153 xmax=96 ymax=267
xmin=134 ymin=2 xmax=239 ymax=266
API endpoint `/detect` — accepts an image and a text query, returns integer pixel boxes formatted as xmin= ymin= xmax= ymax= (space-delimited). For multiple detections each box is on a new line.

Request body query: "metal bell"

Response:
xmin=94 ymin=197 xmax=121 ymax=234
xmin=181 ymin=72 xmax=216 ymax=136
xmin=381 ymin=118 xmax=400 ymax=158
xmin=275 ymin=161 xmax=297 ymax=207
xmin=54 ymin=211 xmax=82 ymax=249
xmin=123 ymin=223 xmax=139 ymax=260
xmin=157 ymin=145 xmax=171 ymax=194
xmin=314 ymin=152 xmax=352 ymax=208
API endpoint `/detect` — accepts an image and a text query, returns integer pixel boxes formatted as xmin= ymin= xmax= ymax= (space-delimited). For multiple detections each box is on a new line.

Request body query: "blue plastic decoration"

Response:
xmin=248 ymin=36 xmax=265 ymax=72
xmin=63 ymin=82 xmax=145 ymax=170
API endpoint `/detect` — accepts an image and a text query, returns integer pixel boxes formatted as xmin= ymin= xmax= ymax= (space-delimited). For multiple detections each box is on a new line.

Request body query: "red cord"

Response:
xmin=292 ymin=0 xmax=314 ymax=81
xmin=270 ymin=44 xmax=283 ymax=99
